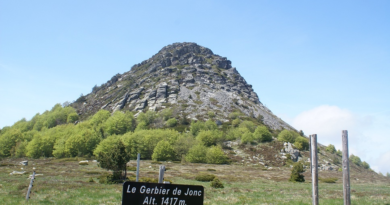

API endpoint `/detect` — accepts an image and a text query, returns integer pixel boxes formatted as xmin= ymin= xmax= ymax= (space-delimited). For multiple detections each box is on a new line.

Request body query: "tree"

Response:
xmin=326 ymin=144 xmax=336 ymax=154
xmin=277 ymin=130 xmax=299 ymax=143
xmin=289 ymin=162 xmax=305 ymax=182
xmin=97 ymin=140 xmax=130 ymax=181
xmin=294 ymin=136 xmax=309 ymax=151
xmin=253 ymin=126 xmax=272 ymax=142
xmin=152 ymin=140 xmax=175 ymax=161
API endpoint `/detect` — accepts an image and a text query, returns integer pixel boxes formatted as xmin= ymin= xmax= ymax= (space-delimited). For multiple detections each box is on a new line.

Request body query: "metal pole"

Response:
xmin=158 ymin=165 xmax=165 ymax=183
xmin=311 ymin=134 xmax=318 ymax=205
xmin=26 ymin=171 xmax=36 ymax=200
xmin=136 ymin=153 xmax=140 ymax=182
xmin=342 ymin=130 xmax=351 ymax=205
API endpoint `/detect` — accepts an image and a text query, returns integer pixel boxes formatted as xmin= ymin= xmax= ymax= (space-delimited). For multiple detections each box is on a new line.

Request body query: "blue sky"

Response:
xmin=1 ymin=0 xmax=389 ymax=173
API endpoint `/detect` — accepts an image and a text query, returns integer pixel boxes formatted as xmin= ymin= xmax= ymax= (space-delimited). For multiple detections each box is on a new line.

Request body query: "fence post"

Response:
xmin=136 ymin=153 xmax=140 ymax=182
xmin=309 ymin=135 xmax=312 ymax=173
xmin=342 ymin=130 xmax=351 ymax=205
xmin=311 ymin=134 xmax=319 ymax=205
xmin=26 ymin=171 xmax=36 ymax=200
xmin=158 ymin=165 xmax=165 ymax=183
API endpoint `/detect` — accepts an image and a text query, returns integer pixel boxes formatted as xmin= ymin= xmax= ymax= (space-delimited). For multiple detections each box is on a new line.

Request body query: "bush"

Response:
xmin=253 ymin=126 xmax=272 ymax=142
xmin=294 ymin=136 xmax=309 ymax=151
xmin=278 ymin=130 xmax=299 ymax=143
xmin=88 ymin=177 xmax=95 ymax=183
xmin=289 ymin=162 xmax=305 ymax=182
xmin=210 ymin=178 xmax=224 ymax=188
xmin=67 ymin=113 xmax=79 ymax=124
xmin=336 ymin=149 xmax=342 ymax=156
xmin=195 ymin=173 xmax=216 ymax=182
xmin=241 ymin=132 xmax=253 ymax=144
xmin=362 ymin=161 xmax=370 ymax=169
xmin=326 ymin=144 xmax=336 ymax=154
xmin=349 ymin=154 xmax=362 ymax=166
xmin=152 ymin=140 xmax=175 ymax=161
xmin=206 ymin=146 xmax=228 ymax=164
xmin=239 ymin=121 xmax=256 ymax=133
xmin=166 ymin=118 xmax=177 ymax=127
xmin=185 ymin=144 xmax=207 ymax=163
xmin=231 ymin=119 xmax=240 ymax=127
xmin=332 ymin=156 xmax=341 ymax=165
xmin=196 ymin=130 xmax=222 ymax=147
xmin=319 ymin=177 xmax=338 ymax=183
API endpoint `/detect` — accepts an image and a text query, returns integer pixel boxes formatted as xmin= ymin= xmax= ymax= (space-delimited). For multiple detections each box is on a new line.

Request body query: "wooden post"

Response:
xmin=158 ymin=165 xmax=165 ymax=183
xmin=342 ymin=130 xmax=351 ymax=205
xmin=311 ymin=134 xmax=319 ymax=205
xmin=309 ymin=135 xmax=312 ymax=173
xmin=136 ymin=153 xmax=140 ymax=182
xmin=26 ymin=171 xmax=36 ymax=200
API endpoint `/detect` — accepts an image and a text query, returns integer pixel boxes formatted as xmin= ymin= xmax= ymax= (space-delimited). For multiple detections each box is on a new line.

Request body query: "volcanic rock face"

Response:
xmin=77 ymin=42 xmax=293 ymax=130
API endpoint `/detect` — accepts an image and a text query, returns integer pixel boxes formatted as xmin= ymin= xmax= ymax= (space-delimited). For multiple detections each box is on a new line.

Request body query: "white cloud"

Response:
xmin=290 ymin=105 xmax=390 ymax=174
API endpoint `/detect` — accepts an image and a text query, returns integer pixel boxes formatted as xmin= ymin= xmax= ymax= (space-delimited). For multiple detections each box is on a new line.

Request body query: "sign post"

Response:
xmin=122 ymin=182 xmax=204 ymax=205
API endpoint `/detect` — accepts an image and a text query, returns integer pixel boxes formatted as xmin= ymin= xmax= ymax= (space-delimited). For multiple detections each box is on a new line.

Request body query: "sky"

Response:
xmin=1 ymin=0 xmax=389 ymax=173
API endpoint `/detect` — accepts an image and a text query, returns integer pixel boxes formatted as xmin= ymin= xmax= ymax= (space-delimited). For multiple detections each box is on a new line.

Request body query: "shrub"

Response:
xmin=241 ymin=132 xmax=254 ymax=144
xmin=349 ymin=154 xmax=362 ymax=166
xmin=229 ymin=112 xmax=240 ymax=119
xmin=332 ymin=156 xmax=341 ymax=165
xmin=239 ymin=121 xmax=256 ymax=132
xmin=67 ymin=113 xmax=79 ymax=124
xmin=185 ymin=144 xmax=207 ymax=163
xmin=207 ymin=111 xmax=216 ymax=118
xmin=294 ymin=136 xmax=309 ymax=151
xmin=196 ymin=130 xmax=223 ymax=147
xmin=326 ymin=144 xmax=336 ymax=154
xmin=362 ymin=161 xmax=370 ymax=169
xmin=210 ymin=178 xmax=224 ymax=188
xmin=278 ymin=130 xmax=299 ymax=143
xmin=319 ymin=177 xmax=338 ymax=183
xmin=195 ymin=173 xmax=216 ymax=182
xmin=231 ymin=119 xmax=240 ymax=127
xmin=152 ymin=140 xmax=175 ymax=161
xmin=166 ymin=118 xmax=177 ymax=127
xmin=336 ymin=150 xmax=342 ymax=156
xmin=206 ymin=146 xmax=228 ymax=164
xmin=88 ymin=177 xmax=95 ymax=183
xmin=253 ymin=126 xmax=272 ymax=142
xmin=289 ymin=162 xmax=305 ymax=182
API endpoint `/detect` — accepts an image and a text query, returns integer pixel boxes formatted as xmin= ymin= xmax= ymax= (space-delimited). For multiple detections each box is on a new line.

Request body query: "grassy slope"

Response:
xmin=1 ymin=158 xmax=389 ymax=205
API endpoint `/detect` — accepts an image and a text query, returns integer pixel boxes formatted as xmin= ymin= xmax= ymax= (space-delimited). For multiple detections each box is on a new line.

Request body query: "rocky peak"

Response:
xmin=74 ymin=42 xmax=294 ymax=130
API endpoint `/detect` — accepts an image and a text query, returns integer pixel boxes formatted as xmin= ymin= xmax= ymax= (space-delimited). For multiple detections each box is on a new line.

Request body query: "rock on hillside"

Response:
xmin=73 ymin=42 xmax=294 ymax=130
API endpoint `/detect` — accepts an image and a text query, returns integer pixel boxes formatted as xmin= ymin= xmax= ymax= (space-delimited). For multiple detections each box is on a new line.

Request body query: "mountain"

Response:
xmin=72 ymin=42 xmax=294 ymax=130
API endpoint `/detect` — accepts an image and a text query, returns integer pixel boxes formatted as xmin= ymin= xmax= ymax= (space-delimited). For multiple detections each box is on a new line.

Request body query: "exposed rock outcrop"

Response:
xmin=74 ymin=42 xmax=294 ymax=130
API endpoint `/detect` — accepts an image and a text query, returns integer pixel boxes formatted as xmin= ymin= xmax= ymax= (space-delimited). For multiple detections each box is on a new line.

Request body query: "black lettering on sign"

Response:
xmin=122 ymin=182 xmax=204 ymax=205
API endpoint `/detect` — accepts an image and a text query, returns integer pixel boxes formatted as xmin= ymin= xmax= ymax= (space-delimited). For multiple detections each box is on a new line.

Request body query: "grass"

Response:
xmin=0 ymin=158 xmax=389 ymax=204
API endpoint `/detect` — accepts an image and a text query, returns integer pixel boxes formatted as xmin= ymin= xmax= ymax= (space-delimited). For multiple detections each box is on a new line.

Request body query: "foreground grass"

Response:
xmin=0 ymin=158 xmax=389 ymax=205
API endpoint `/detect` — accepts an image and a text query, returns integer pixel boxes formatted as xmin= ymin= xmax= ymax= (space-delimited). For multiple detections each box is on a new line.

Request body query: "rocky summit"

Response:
xmin=74 ymin=42 xmax=294 ymax=130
